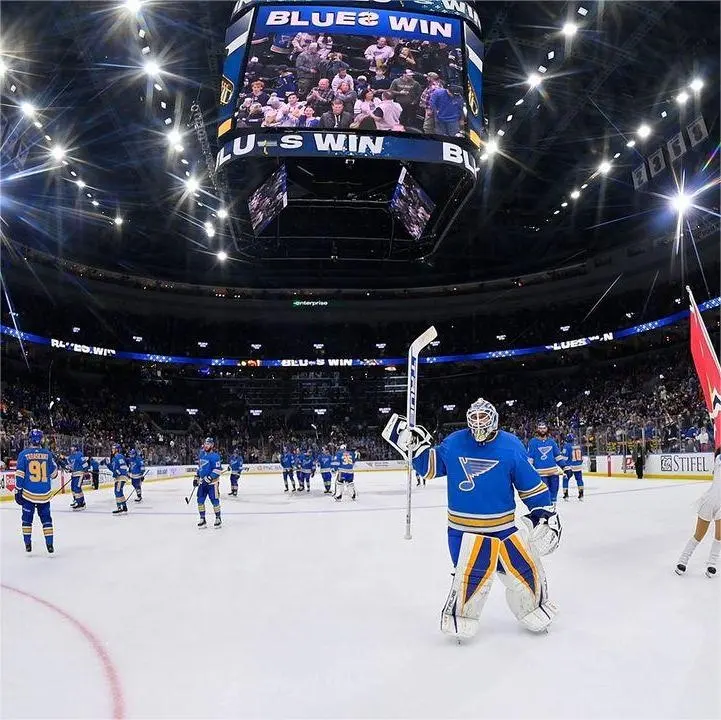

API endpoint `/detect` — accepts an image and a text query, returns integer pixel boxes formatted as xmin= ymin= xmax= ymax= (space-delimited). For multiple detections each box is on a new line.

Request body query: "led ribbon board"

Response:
xmin=2 ymin=297 xmax=718 ymax=368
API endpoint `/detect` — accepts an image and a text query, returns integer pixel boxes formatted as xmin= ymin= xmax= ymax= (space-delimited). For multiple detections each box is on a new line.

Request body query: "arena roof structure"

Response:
xmin=1 ymin=0 xmax=719 ymax=292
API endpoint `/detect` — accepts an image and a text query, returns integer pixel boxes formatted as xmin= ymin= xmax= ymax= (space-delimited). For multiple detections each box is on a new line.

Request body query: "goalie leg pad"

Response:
xmin=497 ymin=531 xmax=556 ymax=632
xmin=441 ymin=531 xmax=500 ymax=638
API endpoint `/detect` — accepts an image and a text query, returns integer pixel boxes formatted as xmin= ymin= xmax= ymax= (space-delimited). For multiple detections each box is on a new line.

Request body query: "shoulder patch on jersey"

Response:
xmin=459 ymin=457 xmax=499 ymax=492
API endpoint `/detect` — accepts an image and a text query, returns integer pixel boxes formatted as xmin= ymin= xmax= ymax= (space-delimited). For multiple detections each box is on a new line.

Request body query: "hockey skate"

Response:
xmin=112 ymin=505 xmax=127 ymax=515
xmin=46 ymin=543 xmax=54 ymax=554
xmin=134 ymin=494 xmax=143 ymax=503
xmin=675 ymin=562 xmax=687 ymax=575
xmin=24 ymin=541 xmax=31 ymax=553
xmin=229 ymin=489 xmax=238 ymax=497
xmin=562 ymin=489 xmax=569 ymax=501
xmin=578 ymin=488 xmax=584 ymax=501
xmin=214 ymin=516 xmax=222 ymax=529
xmin=70 ymin=500 xmax=86 ymax=510
xmin=198 ymin=518 xmax=208 ymax=529
xmin=706 ymin=565 xmax=716 ymax=577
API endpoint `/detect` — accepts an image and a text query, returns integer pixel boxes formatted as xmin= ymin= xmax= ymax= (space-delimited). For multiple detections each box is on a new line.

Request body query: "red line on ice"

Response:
xmin=2 ymin=583 xmax=126 ymax=719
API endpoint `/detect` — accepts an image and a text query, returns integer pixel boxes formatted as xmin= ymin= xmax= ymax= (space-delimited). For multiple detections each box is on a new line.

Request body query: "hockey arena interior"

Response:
xmin=1 ymin=1 xmax=720 ymax=718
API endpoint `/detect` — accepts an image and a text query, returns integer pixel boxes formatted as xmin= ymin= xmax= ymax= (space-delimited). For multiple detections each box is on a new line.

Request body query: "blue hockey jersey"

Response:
xmin=109 ymin=453 xmax=129 ymax=479
xmin=332 ymin=449 xmax=358 ymax=472
xmin=298 ymin=451 xmax=315 ymax=472
xmin=318 ymin=452 xmax=333 ymax=470
xmin=527 ymin=436 xmax=566 ymax=477
xmin=67 ymin=450 xmax=87 ymax=478
xmin=413 ymin=429 xmax=551 ymax=538
xmin=128 ymin=454 xmax=145 ymax=480
xmin=281 ymin=452 xmax=295 ymax=470
xmin=229 ymin=453 xmax=244 ymax=474
xmin=198 ymin=449 xmax=222 ymax=481
xmin=15 ymin=446 xmax=59 ymax=504
xmin=562 ymin=441 xmax=583 ymax=469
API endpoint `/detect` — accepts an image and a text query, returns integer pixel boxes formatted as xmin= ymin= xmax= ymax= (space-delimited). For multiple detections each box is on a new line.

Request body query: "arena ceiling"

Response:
xmin=1 ymin=0 xmax=719 ymax=292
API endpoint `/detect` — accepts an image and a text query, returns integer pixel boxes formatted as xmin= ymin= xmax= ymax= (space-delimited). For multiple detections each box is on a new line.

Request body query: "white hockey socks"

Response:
xmin=676 ymin=537 xmax=700 ymax=574
xmin=706 ymin=539 xmax=720 ymax=577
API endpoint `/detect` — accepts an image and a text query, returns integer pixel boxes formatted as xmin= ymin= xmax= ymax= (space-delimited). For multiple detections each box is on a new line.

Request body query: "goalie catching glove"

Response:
xmin=521 ymin=507 xmax=562 ymax=556
xmin=381 ymin=413 xmax=433 ymax=460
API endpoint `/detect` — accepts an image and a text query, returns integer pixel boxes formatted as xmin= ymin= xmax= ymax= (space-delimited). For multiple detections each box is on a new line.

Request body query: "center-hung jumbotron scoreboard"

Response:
xmin=215 ymin=0 xmax=484 ymax=245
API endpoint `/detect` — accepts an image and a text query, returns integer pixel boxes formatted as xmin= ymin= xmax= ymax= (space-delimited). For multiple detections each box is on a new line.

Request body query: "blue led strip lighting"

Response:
xmin=1 ymin=296 xmax=718 ymax=368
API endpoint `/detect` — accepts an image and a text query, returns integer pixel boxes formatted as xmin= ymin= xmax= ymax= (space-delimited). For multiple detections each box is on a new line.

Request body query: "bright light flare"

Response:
xmin=167 ymin=129 xmax=181 ymax=145
xmin=689 ymin=78 xmax=703 ymax=92
xmin=217 ymin=208 xmax=229 ymax=219
xmin=124 ymin=0 xmax=143 ymax=13
xmin=143 ymin=60 xmax=160 ymax=77
xmin=20 ymin=101 xmax=36 ymax=118
xmin=217 ymin=250 xmax=228 ymax=261
xmin=527 ymin=72 xmax=542 ymax=89
xmin=204 ymin=221 xmax=215 ymax=238
xmin=570 ymin=189 xmax=581 ymax=199
xmin=486 ymin=139 xmax=499 ymax=155
xmin=598 ymin=161 xmax=611 ymax=175
xmin=637 ymin=123 xmax=651 ymax=139
xmin=75 ymin=179 xmax=86 ymax=189
xmin=50 ymin=145 xmax=66 ymax=161
xmin=114 ymin=216 xmax=124 ymax=226
xmin=670 ymin=193 xmax=691 ymax=215
xmin=676 ymin=91 xmax=689 ymax=105
xmin=562 ymin=22 xmax=578 ymax=37
xmin=185 ymin=177 xmax=200 ymax=192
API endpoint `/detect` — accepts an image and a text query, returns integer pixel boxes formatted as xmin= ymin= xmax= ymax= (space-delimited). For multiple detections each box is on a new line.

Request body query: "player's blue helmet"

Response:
xmin=111 ymin=442 xmax=122 ymax=454
xmin=128 ymin=448 xmax=137 ymax=458
xmin=29 ymin=428 xmax=44 ymax=445
xmin=203 ymin=436 xmax=215 ymax=448
xmin=566 ymin=433 xmax=575 ymax=442
xmin=467 ymin=398 xmax=498 ymax=443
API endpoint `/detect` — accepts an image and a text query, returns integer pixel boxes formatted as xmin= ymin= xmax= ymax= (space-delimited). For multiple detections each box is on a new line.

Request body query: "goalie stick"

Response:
xmin=404 ymin=326 xmax=437 ymax=540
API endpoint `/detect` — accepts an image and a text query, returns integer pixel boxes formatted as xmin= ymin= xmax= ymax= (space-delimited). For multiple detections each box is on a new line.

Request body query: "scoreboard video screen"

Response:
xmin=217 ymin=0 xmax=485 ymax=175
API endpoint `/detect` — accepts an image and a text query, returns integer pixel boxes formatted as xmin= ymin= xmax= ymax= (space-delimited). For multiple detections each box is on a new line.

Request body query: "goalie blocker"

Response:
xmin=382 ymin=399 xmax=561 ymax=639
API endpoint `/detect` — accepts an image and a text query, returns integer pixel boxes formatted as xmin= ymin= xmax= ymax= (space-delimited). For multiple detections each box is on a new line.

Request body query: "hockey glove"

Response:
xmin=522 ymin=507 xmax=562 ymax=556
xmin=15 ymin=489 xmax=24 ymax=506
xmin=193 ymin=475 xmax=200 ymax=487
xmin=381 ymin=413 xmax=432 ymax=459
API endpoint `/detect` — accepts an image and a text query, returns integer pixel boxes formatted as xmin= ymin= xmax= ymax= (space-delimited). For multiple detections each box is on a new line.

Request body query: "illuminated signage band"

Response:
xmin=2 ymin=297 xmax=718 ymax=368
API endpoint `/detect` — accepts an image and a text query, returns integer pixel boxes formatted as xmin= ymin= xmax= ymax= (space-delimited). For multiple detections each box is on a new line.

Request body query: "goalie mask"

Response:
xmin=466 ymin=398 xmax=498 ymax=443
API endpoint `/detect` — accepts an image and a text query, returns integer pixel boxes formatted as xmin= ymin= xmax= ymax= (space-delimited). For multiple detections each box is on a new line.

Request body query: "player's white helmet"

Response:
xmin=466 ymin=398 xmax=498 ymax=443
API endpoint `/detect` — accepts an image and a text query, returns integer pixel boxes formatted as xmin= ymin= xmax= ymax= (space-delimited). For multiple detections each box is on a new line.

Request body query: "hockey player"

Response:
xmin=676 ymin=448 xmax=721 ymax=577
xmin=317 ymin=446 xmax=334 ymax=494
xmin=561 ymin=433 xmax=585 ymax=501
xmin=109 ymin=443 xmax=130 ymax=514
xmin=383 ymin=398 xmax=561 ymax=639
xmin=128 ymin=448 xmax=145 ymax=502
xmin=527 ymin=422 xmax=566 ymax=507
xmin=297 ymin=447 xmax=315 ymax=492
xmin=14 ymin=429 xmax=58 ymax=553
xmin=194 ymin=437 xmax=222 ymax=528
xmin=67 ymin=444 xmax=88 ymax=510
xmin=228 ymin=449 xmax=244 ymax=496
xmin=88 ymin=455 xmax=100 ymax=490
xmin=332 ymin=444 xmax=358 ymax=501
xmin=280 ymin=447 xmax=296 ymax=492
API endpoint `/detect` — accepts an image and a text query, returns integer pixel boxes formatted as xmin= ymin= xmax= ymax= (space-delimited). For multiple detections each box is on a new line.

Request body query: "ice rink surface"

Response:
xmin=2 ymin=470 xmax=720 ymax=720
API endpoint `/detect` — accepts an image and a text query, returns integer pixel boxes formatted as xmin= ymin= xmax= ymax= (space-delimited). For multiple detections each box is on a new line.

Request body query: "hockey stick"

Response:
xmin=49 ymin=470 xmax=73 ymax=500
xmin=404 ymin=326 xmax=438 ymax=540
xmin=184 ymin=484 xmax=197 ymax=505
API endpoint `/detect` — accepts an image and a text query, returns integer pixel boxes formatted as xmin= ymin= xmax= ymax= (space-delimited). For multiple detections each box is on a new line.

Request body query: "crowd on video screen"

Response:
xmin=391 ymin=170 xmax=435 ymax=239
xmin=233 ymin=32 xmax=466 ymax=136
xmin=248 ymin=166 xmax=288 ymax=234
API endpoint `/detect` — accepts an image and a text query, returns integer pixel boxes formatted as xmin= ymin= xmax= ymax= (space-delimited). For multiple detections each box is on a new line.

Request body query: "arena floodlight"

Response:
xmin=562 ymin=22 xmax=578 ymax=37
xmin=185 ymin=177 xmax=199 ymax=192
xmin=167 ymin=129 xmax=181 ymax=145
xmin=676 ymin=91 xmax=689 ymax=105
xmin=20 ymin=101 xmax=36 ymax=118
xmin=689 ymin=78 xmax=703 ymax=92
xmin=144 ymin=60 xmax=160 ymax=77
xmin=527 ymin=72 xmax=542 ymax=89
xmin=561 ymin=201 xmax=568 ymax=208
xmin=204 ymin=221 xmax=215 ymax=238
xmin=217 ymin=208 xmax=229 ymax=219
xmin=50 ymin=145 xmax=66 ymax=161
xmin=124 ymin=0 xmax=142 ymax=12
xmin=570 ymin=189 xmax=580 ymax=199
xmin=626 ymin=139 xmax=636 ymax=148
xmin=114 ymin=216 xmax=124 ymax=226
xmin=670 ymin=193 xmax=691 ymax=216
xmin=556 ymin=401 xmax=563 ymax=408
xmin=91 ymin=200 xmax=99 ymax=207
xmin=486 ymin=139 xmax=499 ymax=155
xmin=496 ymin=334 xmax=506 ymax=340
xmin=636 ymin=123 xmax=651 ymax=139
xmin=598 ymin=160 xmax=611 ymax=175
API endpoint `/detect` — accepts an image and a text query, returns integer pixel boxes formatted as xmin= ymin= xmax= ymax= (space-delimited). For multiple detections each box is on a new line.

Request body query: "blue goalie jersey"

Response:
xmin=413 ymin=429 xmax=551 ymax=538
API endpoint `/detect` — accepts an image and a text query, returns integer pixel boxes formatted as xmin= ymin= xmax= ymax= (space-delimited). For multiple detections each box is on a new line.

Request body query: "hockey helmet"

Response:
xmin=203 ymin=436 xmax=215 ymax=449
xmin=566 ymin=433 xmax=575 ymax=443
xmin=466 ymin=398 xmax=498 ymax=443
xmin=128 ymin=448 xmax=138 ymax=458
xmin=111 ymin=442 xmax=122 ymax=454
xmin=29 ymin=428 xmax=44 ymax=445
xmin=338 ymin=443 xmax=347 ymax=451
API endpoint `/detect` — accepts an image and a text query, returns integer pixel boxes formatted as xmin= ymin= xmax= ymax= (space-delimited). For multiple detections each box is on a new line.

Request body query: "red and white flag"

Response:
xmin=687 ymin=287 xmax=721 ymax=450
